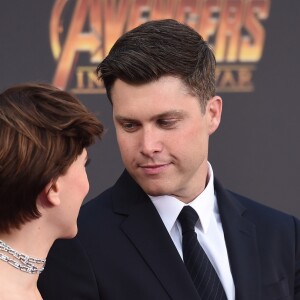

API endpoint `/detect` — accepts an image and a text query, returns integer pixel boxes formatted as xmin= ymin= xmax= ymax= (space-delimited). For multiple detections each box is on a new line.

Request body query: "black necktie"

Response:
xmin=178 ymin=206 xmax=227 ymax=300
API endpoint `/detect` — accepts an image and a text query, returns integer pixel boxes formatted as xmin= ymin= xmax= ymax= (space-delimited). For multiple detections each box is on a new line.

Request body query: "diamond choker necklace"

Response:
xmin=0 ymin=239 xmax=46 ymax=274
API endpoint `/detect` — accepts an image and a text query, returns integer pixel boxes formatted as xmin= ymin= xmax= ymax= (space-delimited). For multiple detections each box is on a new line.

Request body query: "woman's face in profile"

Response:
xmin=54 ymin=149 xmax=90 ymax=238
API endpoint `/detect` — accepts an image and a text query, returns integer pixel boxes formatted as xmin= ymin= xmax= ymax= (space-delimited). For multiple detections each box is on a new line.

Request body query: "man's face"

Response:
xmin=111 ymin=76 xmax=222 ymax=203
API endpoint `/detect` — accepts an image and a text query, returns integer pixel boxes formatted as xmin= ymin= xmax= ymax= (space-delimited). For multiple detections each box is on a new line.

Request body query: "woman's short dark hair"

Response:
xmin=97 ymin=19 xmax=216 ymax=112
xmin=0 ymin=83 xmax=104 ymax=233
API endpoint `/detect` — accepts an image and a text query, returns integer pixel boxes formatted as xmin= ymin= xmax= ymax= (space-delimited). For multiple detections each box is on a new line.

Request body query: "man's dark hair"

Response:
xmin=97 ymin=19 xmax=216 ymax=111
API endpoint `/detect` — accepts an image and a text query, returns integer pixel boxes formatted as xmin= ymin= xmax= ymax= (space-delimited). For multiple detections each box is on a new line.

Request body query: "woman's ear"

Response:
xmin=40 ymin=180 xmax=61 ymax=207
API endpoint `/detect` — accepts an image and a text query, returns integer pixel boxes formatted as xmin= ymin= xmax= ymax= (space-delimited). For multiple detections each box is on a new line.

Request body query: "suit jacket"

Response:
xmin=38 ymin=170 xmax=300 ymax=300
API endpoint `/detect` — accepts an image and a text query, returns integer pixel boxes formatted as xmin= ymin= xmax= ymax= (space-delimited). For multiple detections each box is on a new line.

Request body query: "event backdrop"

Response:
xmin=1 ymin=0 xmax=299 ymax=216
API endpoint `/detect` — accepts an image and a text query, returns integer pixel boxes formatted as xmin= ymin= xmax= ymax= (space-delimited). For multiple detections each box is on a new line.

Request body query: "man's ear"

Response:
xmin=206 ymin=96 xmax=222 ymax=135
xmin=40 ymin=180 xmax=61 ymax=207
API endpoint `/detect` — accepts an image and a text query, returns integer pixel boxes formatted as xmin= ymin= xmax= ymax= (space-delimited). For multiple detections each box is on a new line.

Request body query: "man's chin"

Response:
xmin=132 ymin=173 xmax=171 ymax=196
xmin=142 ymin=186 xmax=169 ymax=197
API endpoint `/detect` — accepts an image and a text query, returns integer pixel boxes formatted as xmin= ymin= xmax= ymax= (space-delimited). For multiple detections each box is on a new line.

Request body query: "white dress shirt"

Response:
xmin=149 ymin=162 xmax=235 ymax=300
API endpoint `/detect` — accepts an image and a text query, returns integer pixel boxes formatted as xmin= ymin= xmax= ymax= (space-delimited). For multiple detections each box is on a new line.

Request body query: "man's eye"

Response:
xmin=157 ymin=119 xmax=178 ymax=128
xmin=122 ymin=122 xmax=139 ymax=132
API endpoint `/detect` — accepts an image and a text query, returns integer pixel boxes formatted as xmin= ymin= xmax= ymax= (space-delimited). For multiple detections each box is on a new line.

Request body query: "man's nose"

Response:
xmin=140 ymin=127 xmax=163 ymax=157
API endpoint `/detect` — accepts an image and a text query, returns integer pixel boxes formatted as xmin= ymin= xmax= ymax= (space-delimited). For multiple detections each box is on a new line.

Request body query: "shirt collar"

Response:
xmin=149 ymin=162 xmax=216 ymax=234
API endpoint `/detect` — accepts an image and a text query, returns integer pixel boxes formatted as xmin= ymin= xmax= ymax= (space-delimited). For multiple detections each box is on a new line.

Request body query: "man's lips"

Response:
xmin=139 ymin=163 xmax=171 ymax=175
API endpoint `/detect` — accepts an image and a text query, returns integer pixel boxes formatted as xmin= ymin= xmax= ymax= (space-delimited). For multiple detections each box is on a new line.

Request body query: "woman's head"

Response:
xmin=0 ymin=83 xmax=104 ymax=233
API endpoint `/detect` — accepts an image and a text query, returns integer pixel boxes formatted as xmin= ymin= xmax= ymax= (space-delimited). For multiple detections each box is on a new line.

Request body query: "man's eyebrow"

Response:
xmin=114 ymin=110 xmax=187 ymax=122
xmin=114 ymin=115 xmax=138 ymax=122
xmin=153 ymin=110 xmax=187 ymax=119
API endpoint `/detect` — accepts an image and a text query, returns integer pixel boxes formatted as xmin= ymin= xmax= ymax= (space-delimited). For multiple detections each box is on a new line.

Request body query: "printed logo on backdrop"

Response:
xmin=49 ymin=0 xmax=271 ymax=94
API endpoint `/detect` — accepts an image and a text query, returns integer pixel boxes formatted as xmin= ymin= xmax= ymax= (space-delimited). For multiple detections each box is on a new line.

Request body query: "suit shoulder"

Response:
xmin=78 ymin=186 xmax=114 ymax=225
xmin=227 ymin=190 xmax=300 ymax=227
xmin=83 ymin=186 xmax=113 ymax=209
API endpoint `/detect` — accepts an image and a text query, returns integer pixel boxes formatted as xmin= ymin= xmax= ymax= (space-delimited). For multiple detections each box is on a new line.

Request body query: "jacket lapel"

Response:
xmin=215 ymin=180 xmax=261 ymax=300
xmin=111 ymin=171 xmax=261 ymax=300
xmin=112 ymin=171 xmax=201 ymax=300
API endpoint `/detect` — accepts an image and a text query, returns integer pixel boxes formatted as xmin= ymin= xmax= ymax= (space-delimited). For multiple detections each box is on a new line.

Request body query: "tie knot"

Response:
xmin=177 ymin=206 xmax=199 ymax=233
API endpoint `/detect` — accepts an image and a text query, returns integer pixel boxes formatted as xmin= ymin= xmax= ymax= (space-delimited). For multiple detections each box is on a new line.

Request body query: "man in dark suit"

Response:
xmin=38 ymin=19 xmax=300 ymax=300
